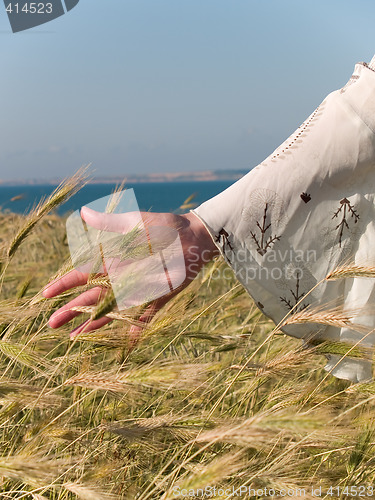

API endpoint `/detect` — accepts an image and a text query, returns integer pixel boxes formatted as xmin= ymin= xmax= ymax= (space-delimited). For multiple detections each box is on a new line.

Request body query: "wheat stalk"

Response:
xmin=281 ymin=305 xmax=369 ymax=333
xmin=326 ymin=264 xmax=375 ymax=280
xmin=64 ymin=482 xmax=117 ymax=500
xmin=7 ymin=167 xmax=88 ymax=259
xmin=71 ymin=305 xmax=143 ymax=326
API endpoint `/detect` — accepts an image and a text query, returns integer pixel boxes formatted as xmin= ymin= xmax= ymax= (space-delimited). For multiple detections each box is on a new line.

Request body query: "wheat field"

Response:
xmin=1 ymin=174 xmax=375 ymax=499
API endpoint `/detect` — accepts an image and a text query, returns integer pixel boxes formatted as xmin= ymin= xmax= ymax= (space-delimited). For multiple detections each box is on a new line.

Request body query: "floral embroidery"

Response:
xmin=215 ymin=228 xmax=233 ymax=262
xmin=280 ymin=270 xmax=309 ymax=312
xmin=249 ymin=203 xmax=281 ymax=256
xmin=242 ymin=189 xmax=286 ymax=257
xmin=332 ymin=198 xmax=360 ymax=248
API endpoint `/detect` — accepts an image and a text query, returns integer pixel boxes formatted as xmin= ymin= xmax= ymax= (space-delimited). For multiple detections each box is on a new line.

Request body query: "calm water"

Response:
xmin=0 ymin=181 xmax=234 ymax=215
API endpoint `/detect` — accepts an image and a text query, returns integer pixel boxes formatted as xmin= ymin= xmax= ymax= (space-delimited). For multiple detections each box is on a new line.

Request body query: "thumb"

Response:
xmin=81 ymin=206 xmax=143 ymax=234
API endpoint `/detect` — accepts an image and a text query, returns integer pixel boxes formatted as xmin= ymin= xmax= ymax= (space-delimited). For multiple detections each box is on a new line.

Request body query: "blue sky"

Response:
xmin=0 ymin=0 xmax=374 ymax=181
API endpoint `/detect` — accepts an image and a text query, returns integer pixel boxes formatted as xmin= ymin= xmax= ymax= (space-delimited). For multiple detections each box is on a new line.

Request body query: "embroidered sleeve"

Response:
xmin=192 ymin=59 xmax=375 ymax=383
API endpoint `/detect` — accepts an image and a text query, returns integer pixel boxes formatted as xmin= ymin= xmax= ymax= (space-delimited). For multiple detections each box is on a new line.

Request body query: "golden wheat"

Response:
xmin=1 ymin=174 xmax=375 ymax=497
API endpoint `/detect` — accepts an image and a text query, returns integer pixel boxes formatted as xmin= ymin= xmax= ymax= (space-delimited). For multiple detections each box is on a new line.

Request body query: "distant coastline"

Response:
xmin=0 ymin=179 xmax=236 ymax=215
xmin=0 ymin=169 xmax=248 ymax=186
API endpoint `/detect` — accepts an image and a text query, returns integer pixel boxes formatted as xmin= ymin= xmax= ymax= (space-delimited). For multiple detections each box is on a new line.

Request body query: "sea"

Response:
xmin=0 ymin=180 xmax=235 ymax=216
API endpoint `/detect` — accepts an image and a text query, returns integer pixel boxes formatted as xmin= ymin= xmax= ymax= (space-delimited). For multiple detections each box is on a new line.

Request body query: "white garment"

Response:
xmin=193 ymin=57 xmax=375 ymax=383
xmin=369 ymin=54 xmax=375 ymax=72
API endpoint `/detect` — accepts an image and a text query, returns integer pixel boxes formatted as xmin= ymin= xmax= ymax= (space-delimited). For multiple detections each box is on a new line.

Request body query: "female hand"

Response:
xmin=43 ymin=207 xmax=219 ymax=343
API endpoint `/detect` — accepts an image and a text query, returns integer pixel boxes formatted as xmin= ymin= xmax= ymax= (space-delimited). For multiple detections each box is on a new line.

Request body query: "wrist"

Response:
xmin=182 ymin=212 xmax=220 ymax=261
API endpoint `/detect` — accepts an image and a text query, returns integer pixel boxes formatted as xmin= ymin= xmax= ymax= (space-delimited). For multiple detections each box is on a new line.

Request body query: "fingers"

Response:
xmin=44 ymin=207 xmax=185 ymax=343
xmin=48 ymin=287 xmax=106 ymax=329
xmin=80 ymin=207 xmax=173 ymax=234
xmin=70 ymin=316 xmax=112 ymax=339
xmin=43 ymin=269 xmax=89 ymax=298
xmin=81 ymin=206 xmax=143 ymax=234
xmin=47 ymin=285 xmax=112 ymax=338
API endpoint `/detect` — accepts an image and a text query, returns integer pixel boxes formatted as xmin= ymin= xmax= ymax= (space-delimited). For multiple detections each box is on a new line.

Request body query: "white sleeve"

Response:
xmin=192 ymin=58 xmax=375 ymax=383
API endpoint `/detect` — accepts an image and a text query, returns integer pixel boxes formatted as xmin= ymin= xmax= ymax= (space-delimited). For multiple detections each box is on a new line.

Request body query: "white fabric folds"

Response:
xmin=193 ymin=59 xmax=375 ymax=383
